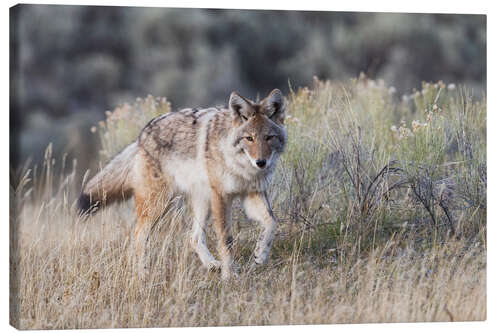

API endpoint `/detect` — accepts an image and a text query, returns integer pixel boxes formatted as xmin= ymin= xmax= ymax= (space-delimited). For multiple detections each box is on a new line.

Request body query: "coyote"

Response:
xmin=78 ymin=89 xmax=287 ymax=279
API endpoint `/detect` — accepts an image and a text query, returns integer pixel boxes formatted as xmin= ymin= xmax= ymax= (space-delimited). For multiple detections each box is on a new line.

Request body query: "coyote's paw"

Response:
xmin=207 ymin=260 xmax=222 ymax=272
xmin=221 ymin=266 xmax=239 ymax=280
xmin=253 ymin=253 xmax=268 ymax=266
xmin=247 ymin=258 xmax=264 ymax=273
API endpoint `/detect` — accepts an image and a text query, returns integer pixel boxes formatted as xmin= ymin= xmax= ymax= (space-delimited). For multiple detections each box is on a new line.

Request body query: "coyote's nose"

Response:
xmin=256 ymin=159 xmax=267 ymax=168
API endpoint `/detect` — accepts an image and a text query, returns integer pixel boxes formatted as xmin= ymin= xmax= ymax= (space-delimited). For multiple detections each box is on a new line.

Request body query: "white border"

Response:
xmin=2 ymin=1 xmax=495 ymax=332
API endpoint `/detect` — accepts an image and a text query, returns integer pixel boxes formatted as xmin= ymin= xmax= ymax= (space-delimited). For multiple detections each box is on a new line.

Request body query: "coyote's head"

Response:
xmin=229 ymin=89 xmax=287 ymax=171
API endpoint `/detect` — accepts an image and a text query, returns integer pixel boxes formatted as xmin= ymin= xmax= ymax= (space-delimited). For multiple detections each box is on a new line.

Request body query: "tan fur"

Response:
xmin=78 ymin=89 xmax=287 ymax=279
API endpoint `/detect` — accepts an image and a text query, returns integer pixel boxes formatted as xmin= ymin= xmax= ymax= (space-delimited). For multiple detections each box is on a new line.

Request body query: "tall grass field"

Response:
xmin=10 ymin=77 xmax=486 ymax=329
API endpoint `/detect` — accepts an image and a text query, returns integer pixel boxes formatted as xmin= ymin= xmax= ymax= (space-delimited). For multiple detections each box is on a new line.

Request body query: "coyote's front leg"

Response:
xmin=189 ymin=194 xmax=221 ymax=271
xmin=211 ymin=190 xmax=235 ymax=279
xmin=243 ymin=192 xmax=277 ymax=265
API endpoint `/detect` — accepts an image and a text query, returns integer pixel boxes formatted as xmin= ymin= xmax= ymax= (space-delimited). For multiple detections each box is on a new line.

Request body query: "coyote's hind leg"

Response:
xmin=134 ymin=190 xmax=168 ymax=275
xmin=132 ymin=160 xmax=170 ymax=275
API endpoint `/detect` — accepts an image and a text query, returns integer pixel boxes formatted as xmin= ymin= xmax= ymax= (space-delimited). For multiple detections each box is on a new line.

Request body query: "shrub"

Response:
xmin=272 ymin=76 xmax=486 ymax=258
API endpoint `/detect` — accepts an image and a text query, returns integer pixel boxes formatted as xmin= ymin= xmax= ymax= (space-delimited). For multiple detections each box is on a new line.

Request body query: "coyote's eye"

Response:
xmin=245 ymin=136 xmax=254 ymax=142
xmin=265 ymin=135 xmax=276 ymax=141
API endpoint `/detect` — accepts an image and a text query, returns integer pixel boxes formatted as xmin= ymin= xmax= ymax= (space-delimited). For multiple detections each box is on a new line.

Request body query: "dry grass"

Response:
xmin=10 ymin=201 xmax=486 ymax=329
xmin=10 ymin=77 xmax=486 ymax=329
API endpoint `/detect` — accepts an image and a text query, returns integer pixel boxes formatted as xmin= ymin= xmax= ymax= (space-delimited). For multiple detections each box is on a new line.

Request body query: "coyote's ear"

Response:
xmin=263 ymin=89 xmax=285 ymax=125
xmin=229 ymin=92 xmax=253 ymax=121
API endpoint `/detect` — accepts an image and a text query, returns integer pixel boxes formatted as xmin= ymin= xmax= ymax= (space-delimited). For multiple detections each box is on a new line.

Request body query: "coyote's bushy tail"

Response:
xmin=77 ymin=142 xmax=138 ymax=216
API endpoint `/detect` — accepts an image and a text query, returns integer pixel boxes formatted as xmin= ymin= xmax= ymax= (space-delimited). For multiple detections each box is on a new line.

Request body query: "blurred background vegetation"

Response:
xmin=10 ymin=4 xmax=486 ymax=177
